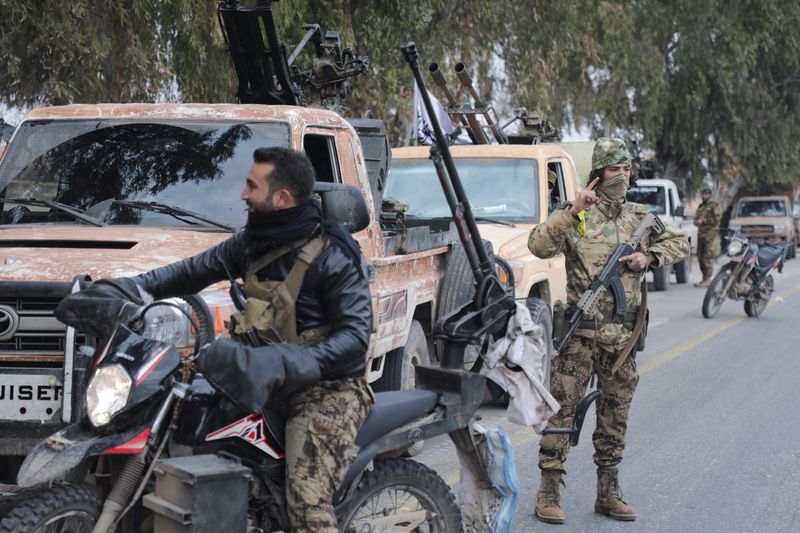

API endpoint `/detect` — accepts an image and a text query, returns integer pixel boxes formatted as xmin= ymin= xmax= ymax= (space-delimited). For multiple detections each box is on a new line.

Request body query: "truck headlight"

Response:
xmin=86 ymin=364 xmax=132 ymax=427
xmin=142 ymin=300 xmax=193 ymax=347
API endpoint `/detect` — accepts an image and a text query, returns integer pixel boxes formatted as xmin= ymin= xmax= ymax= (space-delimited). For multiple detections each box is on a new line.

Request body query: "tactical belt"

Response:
xmin=571 ymin=305 xmax=640 ymax=331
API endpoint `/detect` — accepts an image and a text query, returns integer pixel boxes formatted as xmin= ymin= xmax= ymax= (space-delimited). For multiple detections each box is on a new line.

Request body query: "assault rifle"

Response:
xmin=553 ymin=212 xmax=666 ymax=352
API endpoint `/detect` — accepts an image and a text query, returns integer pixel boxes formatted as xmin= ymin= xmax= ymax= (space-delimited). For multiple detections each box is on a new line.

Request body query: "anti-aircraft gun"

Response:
xmin=426 ymin=61 xmax=561 ymax=145
xmin=218 ymin=0 xmax=388 ymax=213
xmin=218 ymin=0 xmax=369 ymax=112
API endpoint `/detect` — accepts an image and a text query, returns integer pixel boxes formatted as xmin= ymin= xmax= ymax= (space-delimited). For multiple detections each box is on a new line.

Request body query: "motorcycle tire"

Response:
xmin=0 ymin=483 xmax=101 ymax=533
xmin=702 ymin=266 xmax=733 ymax=319
xmin=744 ymin=274 xmax=774 ymax=318
xmin=338 ymin=458 xmax=463 ymax=533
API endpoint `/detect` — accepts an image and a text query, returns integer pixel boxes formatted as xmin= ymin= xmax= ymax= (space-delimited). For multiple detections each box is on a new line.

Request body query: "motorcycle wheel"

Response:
xmin=702 ymin=266 xmax=733 ymax=319
xmin=0 ymin=483 xmax=101 ymax=533
xmin=338 ymin=458 xmax=463 ymax=533
xmin=744 ymin=274 xmax=774 ymax=318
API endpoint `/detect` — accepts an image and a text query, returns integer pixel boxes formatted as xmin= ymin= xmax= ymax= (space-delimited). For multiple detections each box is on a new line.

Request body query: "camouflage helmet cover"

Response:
xmin=591 ymin=137 xmax=631 ymax=172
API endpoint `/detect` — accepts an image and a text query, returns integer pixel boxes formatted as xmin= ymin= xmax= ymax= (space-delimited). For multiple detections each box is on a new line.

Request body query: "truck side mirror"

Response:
xmin=313 ymin=182 xmax=370 ymax=233
xmin=673 ymin=204 xmax=685 ymax=217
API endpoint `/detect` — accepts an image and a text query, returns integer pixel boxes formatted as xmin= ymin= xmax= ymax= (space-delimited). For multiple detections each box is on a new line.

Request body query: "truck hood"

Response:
xmin=0 ymin=225 xmax=232 ymax=282
xmin=477 ymin=223 xmax=535 ymax=259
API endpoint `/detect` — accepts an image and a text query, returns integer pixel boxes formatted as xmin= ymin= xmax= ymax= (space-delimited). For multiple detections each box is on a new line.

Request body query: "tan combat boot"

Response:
xmin=595 ymin=466 xmax=637 ymax=521
xmin=694 ymin=278 xmax=711 ymax=288
xmin=535 ymin=470 xmax=566 ymax=524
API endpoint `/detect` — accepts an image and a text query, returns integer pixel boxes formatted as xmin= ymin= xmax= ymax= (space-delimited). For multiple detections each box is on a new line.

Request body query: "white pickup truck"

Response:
xmin=627 ymin=178 xmax=697 ymax=290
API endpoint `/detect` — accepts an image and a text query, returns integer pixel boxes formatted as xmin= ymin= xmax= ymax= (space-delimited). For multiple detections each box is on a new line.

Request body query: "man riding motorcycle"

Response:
xmin=97 ymin=147 xmax=373 ymax=532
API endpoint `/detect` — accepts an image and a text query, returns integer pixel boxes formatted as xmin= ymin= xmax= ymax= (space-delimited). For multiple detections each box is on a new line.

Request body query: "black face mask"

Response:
xmin=245 ymin=201 xmax=367 ymax=279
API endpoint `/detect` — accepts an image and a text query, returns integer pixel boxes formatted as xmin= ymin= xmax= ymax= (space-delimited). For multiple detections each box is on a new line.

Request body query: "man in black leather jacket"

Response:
xmin=133 ymin=147 xmax=373 ymax=532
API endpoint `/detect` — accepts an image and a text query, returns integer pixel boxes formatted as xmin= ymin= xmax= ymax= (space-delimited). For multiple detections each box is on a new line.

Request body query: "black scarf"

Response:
xmin=245 ymin=202 xmax=366 ymax=277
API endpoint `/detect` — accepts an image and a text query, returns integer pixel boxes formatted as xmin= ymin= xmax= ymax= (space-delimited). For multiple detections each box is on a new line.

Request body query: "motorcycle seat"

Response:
xmin=757 ymin=243 xmax=786 ymax=267
xmin=355 ymin=389 xmax=439 ymax=448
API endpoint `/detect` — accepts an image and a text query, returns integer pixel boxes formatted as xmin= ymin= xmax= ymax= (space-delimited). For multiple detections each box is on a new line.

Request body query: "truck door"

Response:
xmin=547 ymin=161 xmax=568 ymax=213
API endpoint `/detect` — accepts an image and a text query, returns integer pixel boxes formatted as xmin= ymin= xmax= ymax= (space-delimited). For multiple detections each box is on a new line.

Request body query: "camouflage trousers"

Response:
xmin=539 ymin=336 xmax=639 ymax=473
xmin=697 ymin=235 xmax=721 ymax=281
xmin=283 ymin=376 xmax=372 ymax=532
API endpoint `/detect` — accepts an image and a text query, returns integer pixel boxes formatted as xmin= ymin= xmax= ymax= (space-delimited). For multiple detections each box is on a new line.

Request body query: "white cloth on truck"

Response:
xmin=484 ymin=302 xmax=560 ymax=431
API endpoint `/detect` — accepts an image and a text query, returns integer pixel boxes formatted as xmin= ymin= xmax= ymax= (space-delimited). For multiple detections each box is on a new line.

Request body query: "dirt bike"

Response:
xmin=702 ymin=231 xmax=789 ymax=319
xmin=0 ymin=286 xmax=482 ymax=533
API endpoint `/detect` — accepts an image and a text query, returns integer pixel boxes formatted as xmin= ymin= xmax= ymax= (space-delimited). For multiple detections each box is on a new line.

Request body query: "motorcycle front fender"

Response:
xmin=17 ymin=422 xmax=150 ymax=488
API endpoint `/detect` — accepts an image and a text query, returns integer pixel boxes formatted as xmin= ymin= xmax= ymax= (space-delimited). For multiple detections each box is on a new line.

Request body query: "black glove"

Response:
xmin=197 ymin=338 xmax=322 ymax=413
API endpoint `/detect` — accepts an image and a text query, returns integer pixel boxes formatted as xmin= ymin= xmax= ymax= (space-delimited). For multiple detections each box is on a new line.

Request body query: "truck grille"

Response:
xmin=0 ymin=288 xmax=85 ymax=363
xmin=742 ymin=225 xmax=774 ymax=236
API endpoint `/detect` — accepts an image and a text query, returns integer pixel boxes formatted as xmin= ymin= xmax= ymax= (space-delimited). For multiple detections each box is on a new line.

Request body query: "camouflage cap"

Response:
xmin=701 ymin=187 xmax=712 ymax=194
xmin=591 ymin=137 xmax=631 ymax=172
xmin=547 ymin=168 xmax=557 ymax=187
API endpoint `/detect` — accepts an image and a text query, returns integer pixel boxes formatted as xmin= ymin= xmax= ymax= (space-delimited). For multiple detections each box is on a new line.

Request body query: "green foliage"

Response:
xmin=1 ymin=0 xmax=799 ymax=193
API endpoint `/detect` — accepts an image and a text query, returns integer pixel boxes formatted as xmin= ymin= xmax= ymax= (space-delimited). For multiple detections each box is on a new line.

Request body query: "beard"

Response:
xmin=247 ymin=195 xmax=275 ymax=214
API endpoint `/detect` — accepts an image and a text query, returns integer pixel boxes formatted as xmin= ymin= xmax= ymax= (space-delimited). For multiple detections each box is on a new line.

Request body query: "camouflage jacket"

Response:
xmin=528 ymin=201 xmax=690 ymax=352
xmin=695 ymin=200 xmax=722 ymax=239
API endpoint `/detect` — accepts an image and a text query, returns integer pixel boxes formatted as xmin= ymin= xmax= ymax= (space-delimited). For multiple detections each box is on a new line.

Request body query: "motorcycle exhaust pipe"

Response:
xmin=92 ymin=453 xmax=147 ymax=533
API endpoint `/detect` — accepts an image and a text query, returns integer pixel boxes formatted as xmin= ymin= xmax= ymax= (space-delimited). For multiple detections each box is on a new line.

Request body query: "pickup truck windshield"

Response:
xmin=385 ymin=158 xmax=539 ymax=223
xmin=627 ymin=185 xmax=666 ymax=215
xmin=0 ymin=120 xmax=289 ymax=228
xmin=736 ymin=199 xmax=787 ymax=217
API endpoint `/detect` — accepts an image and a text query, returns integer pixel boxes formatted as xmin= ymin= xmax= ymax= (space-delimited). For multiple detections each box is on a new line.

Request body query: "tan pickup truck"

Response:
xmin=389 ymin=144 xmax=579 ymax=324
xmin=728 ymin=195 xmax=797 ymax=259
xmin=0 ymin=103 xmax=458 ymax=479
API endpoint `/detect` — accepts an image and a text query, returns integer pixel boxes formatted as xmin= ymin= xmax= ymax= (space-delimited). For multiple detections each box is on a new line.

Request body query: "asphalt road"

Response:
xmin=417 ymin=255 xmax=800 ymax=533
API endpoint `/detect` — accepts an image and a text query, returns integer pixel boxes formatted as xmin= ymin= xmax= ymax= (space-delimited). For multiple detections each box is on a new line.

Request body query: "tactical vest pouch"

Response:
xmin=552 ymin=300 xmax=567 ymax=345
xmin=228 ymin=237 xmax=329 ymax=346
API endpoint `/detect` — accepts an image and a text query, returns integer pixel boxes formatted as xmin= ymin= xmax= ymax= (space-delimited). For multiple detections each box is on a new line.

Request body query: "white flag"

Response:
xmin=413 ymin=83 xmax=472 ymax=145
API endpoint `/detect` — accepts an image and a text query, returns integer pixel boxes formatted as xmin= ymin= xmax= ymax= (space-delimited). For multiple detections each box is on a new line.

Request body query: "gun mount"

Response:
xmin=218 ymin=0 xmax=369 ymax=112
xmin=426 ymin=61 xmax=561 ymax=146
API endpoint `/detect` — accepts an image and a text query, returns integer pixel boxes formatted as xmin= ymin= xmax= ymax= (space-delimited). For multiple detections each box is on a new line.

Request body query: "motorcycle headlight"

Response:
xmin=86 ymin=364 xmax=132 ymax=427
xmin=727 ymin=240 xmax=743 ymax=256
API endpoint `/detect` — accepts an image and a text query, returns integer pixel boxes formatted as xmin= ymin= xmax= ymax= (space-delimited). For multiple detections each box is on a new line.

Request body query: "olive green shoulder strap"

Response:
xmin=246 ymin=239 xmax=305 ymax=277
xmin=281 ymin=237 xmax=328 ymax=303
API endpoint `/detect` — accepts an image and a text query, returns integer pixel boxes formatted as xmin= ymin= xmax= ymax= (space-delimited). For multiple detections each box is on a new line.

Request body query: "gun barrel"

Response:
xmin=428 ymin=63 xmax=487 ymax=144
xmin=454 ymin=63 xmax=506 ymax=144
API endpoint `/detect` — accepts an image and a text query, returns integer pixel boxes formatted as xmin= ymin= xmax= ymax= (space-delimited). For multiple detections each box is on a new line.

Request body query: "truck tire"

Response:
xmin=373 ymin=320 xmax=429 ymax=392
xmin=652 ymin=265 xmax=669 ymax=291
xmin=436 ymin=240 xmax=494 ymax=367
xmin=526 ymin=297 xmax=554 ymax=388
xmin=0 ymin=483 xmax=101 ymax=533
xmin=675 ymin=251 xmax=691 ymax=284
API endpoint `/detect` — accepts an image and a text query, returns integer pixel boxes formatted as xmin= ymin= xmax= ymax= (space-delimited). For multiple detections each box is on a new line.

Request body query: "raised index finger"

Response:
xmin=586 ymin=177 xmax=600 ymax=191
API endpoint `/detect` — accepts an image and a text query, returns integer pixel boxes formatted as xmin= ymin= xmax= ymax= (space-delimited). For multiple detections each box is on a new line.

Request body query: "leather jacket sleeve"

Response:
xmin=133 ymin=232 xmax=248 ymax=299
xmin=304 ymin=246 xmax=372 ymax=380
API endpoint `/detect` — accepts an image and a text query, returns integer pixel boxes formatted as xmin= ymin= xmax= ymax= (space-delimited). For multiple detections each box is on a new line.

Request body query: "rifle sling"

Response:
xmin=612 ymin=279 xmax=647 ymax=373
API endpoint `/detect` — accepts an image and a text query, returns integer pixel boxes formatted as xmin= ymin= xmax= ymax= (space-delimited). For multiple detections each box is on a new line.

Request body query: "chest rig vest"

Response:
xmin=228 ymin=237 xmax=331 ymax=346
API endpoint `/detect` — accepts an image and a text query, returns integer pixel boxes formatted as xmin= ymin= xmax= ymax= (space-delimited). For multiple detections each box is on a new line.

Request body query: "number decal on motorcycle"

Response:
xmin=205 ymin=414 xmax=284 ymax=459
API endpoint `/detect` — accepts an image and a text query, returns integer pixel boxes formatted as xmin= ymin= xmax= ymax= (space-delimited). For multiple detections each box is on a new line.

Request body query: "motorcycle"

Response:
xmin=0 ymin=287 xmax=481 ymax=533
xmin=702 ymin=231 xmax=789 ymax=319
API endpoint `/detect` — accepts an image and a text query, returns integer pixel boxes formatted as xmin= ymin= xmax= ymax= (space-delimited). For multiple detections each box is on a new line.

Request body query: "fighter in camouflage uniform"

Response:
xmin=528 ymin=138 xmax=689 ymax=524
xmin=693 ymin=188 xmax=722 ymax=287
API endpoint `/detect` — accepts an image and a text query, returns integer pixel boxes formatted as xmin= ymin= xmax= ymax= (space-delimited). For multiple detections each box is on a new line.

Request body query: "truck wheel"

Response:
xmin=373 ymin=320 xmax=429 ymax=392
xmin=436 ymin=240 xmax=494 ymax=367
xmin=0 ymin=483 xmax=101 ymax=533
xmin=675 ymin=251 xmax=691 ymax=284
xmin=372 ymin=321 xmax=429 ymax=456
xmin=526 ymin=297 xmax=554 ymax=388
xmin=652 ymin=265 xmax=669 ymax=291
